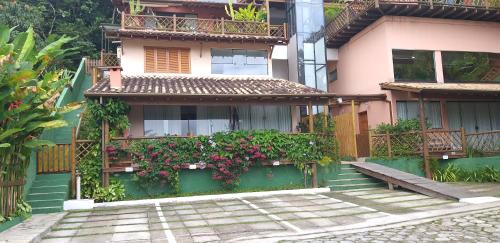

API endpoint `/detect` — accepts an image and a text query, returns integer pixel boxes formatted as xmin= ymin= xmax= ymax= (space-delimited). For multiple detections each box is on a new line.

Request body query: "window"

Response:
xmin=143 ymin=105 xmax=292 ymax=136
xmin=447 ymin=102 xmax=500 ymax=133
xmin=392 ymin=50 xmax=435 ymax=82
xmin=442 ymin=52 xmax=500 ymax=83
xmin=396 ymin=101 xmax=442 ymax=128
xmin=144 ymin=47 xmax=190 ymax=73
xmin=211 ymin=49 xmax=268 ymax=75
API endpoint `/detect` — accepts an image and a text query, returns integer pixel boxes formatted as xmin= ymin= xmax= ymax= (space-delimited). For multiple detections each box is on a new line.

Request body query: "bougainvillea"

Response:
xmin=124 ymin=130 xmax=338 ymax=191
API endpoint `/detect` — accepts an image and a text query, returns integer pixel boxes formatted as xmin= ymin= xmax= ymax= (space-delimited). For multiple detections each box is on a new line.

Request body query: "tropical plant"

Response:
xmin=324 ymin=2 xmax=346 ymax=23
xmin=433 ymin=164 xmax=500 ymax=183
xmin=225 ymin=0 xmax=267 ymax=22
xmin=129 ymin=0 xmax=146 ymax=16
xmin=0 ymin=25 xmax=76 ymax=217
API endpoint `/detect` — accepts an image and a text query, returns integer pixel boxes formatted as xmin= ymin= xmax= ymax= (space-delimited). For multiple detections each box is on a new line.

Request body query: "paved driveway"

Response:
xmin=38 ymin=184 xmax=493 ymax=243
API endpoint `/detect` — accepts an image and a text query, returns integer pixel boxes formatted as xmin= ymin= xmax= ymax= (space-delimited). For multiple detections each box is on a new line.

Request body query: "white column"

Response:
xmin=434 ymin=50 xmax=444 ymax=83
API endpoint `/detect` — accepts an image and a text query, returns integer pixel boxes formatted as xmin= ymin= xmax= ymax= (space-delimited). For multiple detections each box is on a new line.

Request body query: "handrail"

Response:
xmin=121 ymin=13 xmax=287 ymax=38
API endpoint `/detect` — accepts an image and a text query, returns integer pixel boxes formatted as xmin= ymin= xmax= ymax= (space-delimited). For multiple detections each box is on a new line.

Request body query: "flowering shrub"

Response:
xmin=127 ymin=130 xmax=337 ymax=191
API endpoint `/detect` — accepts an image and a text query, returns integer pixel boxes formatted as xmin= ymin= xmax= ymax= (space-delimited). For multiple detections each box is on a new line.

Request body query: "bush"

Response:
xmin=433 ymin=164 xmax=500 ymax=183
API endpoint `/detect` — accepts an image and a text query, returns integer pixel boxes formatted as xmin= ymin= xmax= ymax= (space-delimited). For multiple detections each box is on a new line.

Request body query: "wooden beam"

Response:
xmin=418 ymin=95 xmax=432 ymax=179
xmin=308 ymin=101 xmax=314 ymax=133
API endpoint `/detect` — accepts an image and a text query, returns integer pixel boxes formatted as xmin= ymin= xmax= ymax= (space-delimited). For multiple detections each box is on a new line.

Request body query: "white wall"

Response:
xmin=120 ymin=39 xmax=273 ymax=76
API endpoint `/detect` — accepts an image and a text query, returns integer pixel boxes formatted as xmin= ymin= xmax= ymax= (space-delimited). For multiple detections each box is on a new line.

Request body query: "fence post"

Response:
xmin=173 ymin=14 xmax=177 ymax=32
xmin=71 ymin=127 xmax=77 ymax=197
xmin=121 ymin=12 xmax=125 ymax=29
xmin=460 ymin=127 xmax=467 ymax=155
xmin=102 ymin=120 xmax=110 ymax=187
xmin=283 ymin=23 xmax=287 ymax=38
xmin=368 ymin=130 xmax=373 ymax=157
xmin=221 ymin=17 xmax=225 ymax=34
xmin=386 ymin=133 xmax=392 ymax=158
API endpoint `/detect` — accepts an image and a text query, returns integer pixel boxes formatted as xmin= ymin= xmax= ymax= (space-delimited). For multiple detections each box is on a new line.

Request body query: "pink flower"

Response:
xmin=168 ymin=143 xmax=176 ymax=148
xmin=172 ymin=165 xmax=180 ymax=170
xmin=158 ymin=170 xmax=169 ymax=177
xmin=137 ymin=171 xmax=147 ymax=177
xmin=147 ymin=145 xmax=154 ymax=151
xmin=151 ymin=152 xmax=159 ymax=158
xmin=164 ymin=159 xmax=171 ymax=165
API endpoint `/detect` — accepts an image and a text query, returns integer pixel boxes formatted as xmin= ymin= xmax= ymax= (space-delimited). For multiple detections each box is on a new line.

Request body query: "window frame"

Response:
xmin=211 ymin=48 xmax=268 ymax=75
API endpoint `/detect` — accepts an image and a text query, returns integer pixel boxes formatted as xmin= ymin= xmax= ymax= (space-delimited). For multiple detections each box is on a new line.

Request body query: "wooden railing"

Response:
xmin=369 ymin=128 xmax=500 ymax=158
xmin=325 ymin=0 xmax=500 ymax=40
xmin=122 ymin=13 xmax=287 ymax=38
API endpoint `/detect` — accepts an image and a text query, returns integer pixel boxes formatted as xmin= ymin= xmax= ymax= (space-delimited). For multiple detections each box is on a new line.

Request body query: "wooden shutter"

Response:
xmin=180 ymin=48 xmax=190 ymax=73
xmin=144 ymin=47 xmax=156 ymax=72
xmin=144 ymin=47 xmax=190 ymax=73
xmin=156 ymin=48 xmax=168 ymax=73
xmin=168 ymin=48 xmax=180 ymax=73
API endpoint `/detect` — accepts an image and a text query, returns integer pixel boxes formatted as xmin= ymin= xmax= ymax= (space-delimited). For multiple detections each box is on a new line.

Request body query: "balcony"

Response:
xmin=325 ymin=0 xmax=500 ymax=47
xmin=115 ymin=13 xmax=287 ymax=43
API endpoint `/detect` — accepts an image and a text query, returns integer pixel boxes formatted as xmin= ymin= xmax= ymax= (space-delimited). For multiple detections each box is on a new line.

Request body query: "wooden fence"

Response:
xmin=370 ymin=129 xmax=500 ymax=158
xmin=36 ymin=144 xmax=73 ymax=173
xmin=334 ymin=112 xmax=358 ymax=158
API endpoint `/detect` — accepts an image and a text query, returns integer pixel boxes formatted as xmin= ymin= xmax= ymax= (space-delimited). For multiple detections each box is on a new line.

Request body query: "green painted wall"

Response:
xmin=41 ymin=59 xmax=91 ymax=144
xmin=367 ymin=157 xmax=425 ymax=177
xmin=114 ymin=163 xmax=342 ymax=198
xmin=22 ymin=152 xmax=37 ymax=198
xmin=440 ymin=156 xmax=500 ymax=170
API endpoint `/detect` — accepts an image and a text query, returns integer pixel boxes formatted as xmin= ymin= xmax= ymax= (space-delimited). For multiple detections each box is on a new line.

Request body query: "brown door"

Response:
xmin=356 ymin=112 xmax=370 ymax=157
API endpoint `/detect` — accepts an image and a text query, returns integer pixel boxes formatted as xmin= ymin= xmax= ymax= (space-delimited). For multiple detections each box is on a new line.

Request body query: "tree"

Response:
xmin=0 ymin=25 xmax=77 ymax=217
xmin=0 ymin=0 xmax=114 ymax=68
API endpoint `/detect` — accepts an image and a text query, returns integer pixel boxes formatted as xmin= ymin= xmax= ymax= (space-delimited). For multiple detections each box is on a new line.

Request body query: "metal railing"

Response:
xmin=122 ymin=13 xmax=287 ymax=38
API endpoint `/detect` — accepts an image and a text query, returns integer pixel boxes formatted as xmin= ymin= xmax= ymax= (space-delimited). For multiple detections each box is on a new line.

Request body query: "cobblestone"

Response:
xmin=296 ymin=209 xmax=500 ymax=242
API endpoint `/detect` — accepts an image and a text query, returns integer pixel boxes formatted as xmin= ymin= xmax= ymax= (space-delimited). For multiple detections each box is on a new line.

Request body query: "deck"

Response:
xmin=349 ymin=162 xmax=478 ymax=200
xmin=325 ymin=0 xmax=500 ymax=48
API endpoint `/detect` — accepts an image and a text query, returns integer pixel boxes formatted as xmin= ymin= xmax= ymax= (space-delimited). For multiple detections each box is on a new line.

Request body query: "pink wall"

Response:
xmin=331 ymin=16 xmax=500 ymax=127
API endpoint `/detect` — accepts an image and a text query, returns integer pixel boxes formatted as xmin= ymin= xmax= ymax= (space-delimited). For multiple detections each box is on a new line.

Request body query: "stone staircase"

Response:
xmin=328 ymin=164 xmax=386 ymax=191
xmin=26 ymin=173 xmax=71 ymax=214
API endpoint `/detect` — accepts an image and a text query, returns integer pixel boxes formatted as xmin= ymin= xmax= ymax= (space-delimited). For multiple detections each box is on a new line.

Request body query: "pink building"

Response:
xmin=325 ymin=1 xmax=500 ymax=156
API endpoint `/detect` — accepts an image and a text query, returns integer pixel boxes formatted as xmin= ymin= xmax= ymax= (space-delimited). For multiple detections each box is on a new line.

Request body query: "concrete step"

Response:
xmin=32 ymin=179 xmax=70 ymax=187
xmin=329 ymin=177 xmax=381 ymax=186
xmin=330 ymin=182 xmax=386 ymax=191
xmin=334 ymin=172 xmax=368 ymax=180
xmin=27 ymin=192 xmax=67 ymax=201
xmin=29 ymin=185 xmax=69 ymax=194
xmin=27 ymin=199 xmax=65 ymax=209
xmin=34 ymin=173 xmax=71 ymax=182
xmin=32 ymin=206 xmax=63 ymax=214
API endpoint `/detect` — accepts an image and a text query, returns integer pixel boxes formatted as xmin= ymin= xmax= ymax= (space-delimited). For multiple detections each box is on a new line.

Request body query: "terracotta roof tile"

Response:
xmin=85 ymin=74 xmax=330 ymax=97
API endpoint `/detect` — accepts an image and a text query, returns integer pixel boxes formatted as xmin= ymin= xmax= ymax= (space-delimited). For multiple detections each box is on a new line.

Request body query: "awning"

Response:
xmin=85 ymin=74 xmax=337 ymax=105
xmin=380 ymin=82 xmax=500 ymax=96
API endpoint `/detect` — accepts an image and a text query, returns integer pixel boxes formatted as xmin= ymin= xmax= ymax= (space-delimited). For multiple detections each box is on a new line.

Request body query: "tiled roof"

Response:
xmin=105 ymin=29 xmax=287 ymax=44
xmin=380 ymin=82 xmax=500 ymax=94
xmin=85 ymin=74 xmax=331 ymax=97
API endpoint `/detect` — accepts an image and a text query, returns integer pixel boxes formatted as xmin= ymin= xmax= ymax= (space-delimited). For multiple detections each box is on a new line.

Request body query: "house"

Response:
xmin=85 ymin=0 xmax=343 ymax=138
xmin=326 ymin=1 xmax=500 ymax=134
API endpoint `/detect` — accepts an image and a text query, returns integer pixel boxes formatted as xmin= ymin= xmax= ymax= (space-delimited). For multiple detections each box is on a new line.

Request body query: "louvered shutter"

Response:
xmin=168 ymin=48 xmax=180 ymax=73
xmin=180 ymin=48 xmax=190 ymax=73
xmin=156 ymin=48 xmax=168 ymax=73
xmin=144 ymin=47 xmax=156 ymax=72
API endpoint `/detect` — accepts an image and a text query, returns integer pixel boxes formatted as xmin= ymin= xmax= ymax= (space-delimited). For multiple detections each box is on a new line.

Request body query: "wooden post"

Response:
xmin=92 ymin=67 xmax=97 ymax=85
xmin=71 ymin=127 xmax=77 ymax=197
xmin=351 ymin=100 xmax=358 ymax=159
xmin=121 ymin=12 xmax=125 ymax=29
xmin=307 ymin=101 xmax=318 ymax=188
xmin=221 ymin=17 xmax=225 ymax=34
xmin=375 ymin=0 xmax=380 ymax=8
xmin=323 ymin=105 xmax=328 ymax=131
xmin=429 ymin=0 xmax=434 ymax=10
xmin=102 ymin=120 xmax=110 ymax=187
xmin=418 ymin=94 xmax=432 ymax=179
xmin=308 ymin=102 xmax=314 ymax=133
xmin=283 ymin=23 xmax=287 ymax=38
xmin=266 ymin=0 xmax=271 ymax=36
xmin=173 ymin=14 xmax=177 ymax=32
xmin=386 ymin=133 xmax=392 ymax=158
xmin=460 ymin=127 xmax=467 ymax=155
xmin=368 ymin=130 xmax=373 ymax=157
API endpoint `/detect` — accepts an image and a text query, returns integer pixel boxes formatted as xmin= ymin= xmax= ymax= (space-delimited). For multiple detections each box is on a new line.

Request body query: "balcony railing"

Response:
xmin=325 ymin=0 xmax=500 ymax=47
xmin=121 ymin=13 xmax=287 ymax=38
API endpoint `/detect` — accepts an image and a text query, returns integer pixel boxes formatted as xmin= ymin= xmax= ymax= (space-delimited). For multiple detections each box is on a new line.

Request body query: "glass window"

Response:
xmin=393 ymin=50 xmax=436 ymax=82
xmin=447 ymin=102 xmax=500 ymax=133
xmin=442 ymin=52 xmax=500 ymax=83
xmin=211 ymin=49 xmax=268 ymax=75
xmin=396 ymin=101 xmax=442 ymax=128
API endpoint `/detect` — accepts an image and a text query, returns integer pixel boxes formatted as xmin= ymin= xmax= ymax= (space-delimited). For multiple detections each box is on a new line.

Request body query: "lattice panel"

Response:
xmin=466 ymin=131 xmax=500 ymax=154
xmin=101 ymin=53 xmax=120 ymax=67
xmin=270 ymin=25 xmax=285 ymax=38
xmin=426 ymin=130 xmax=463 ymax=153
xmin=370 ymin=134 xmax=388 ymax=157
xmin=76 ymin=141 xmax=99 ymax=162
xmin=224 ymin=21 xmax=268 ymax=36
xmin=390 ymin=132 xmax=423 ymax=157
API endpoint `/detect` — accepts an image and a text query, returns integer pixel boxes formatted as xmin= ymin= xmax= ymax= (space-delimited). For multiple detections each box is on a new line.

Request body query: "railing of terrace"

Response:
xmin=325 ymin=0 xmax=500 ymax=42
xmin=122 ymin=14 xmax=287 ymax=38
xmin=369 ymin=128 xmax=500 ymax=158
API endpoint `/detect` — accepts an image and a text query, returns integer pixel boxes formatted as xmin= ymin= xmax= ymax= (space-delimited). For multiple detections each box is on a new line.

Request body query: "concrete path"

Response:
xmin=0 ymin=212 xmax=66 ymax=243
xmin=35 ymin=183 xmax=499 ymax=243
